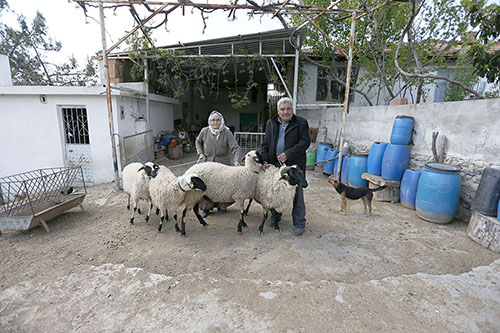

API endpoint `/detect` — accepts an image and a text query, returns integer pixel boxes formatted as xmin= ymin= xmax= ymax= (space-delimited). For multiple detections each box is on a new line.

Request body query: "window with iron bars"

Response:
xmin=61 ymin=107 xmax=90 ymax=144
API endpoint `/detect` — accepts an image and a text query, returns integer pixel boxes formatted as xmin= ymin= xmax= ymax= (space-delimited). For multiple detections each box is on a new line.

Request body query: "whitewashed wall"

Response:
xmin=0 ymin=86 xmax=179 ymax=184
xmin=298 ymin=98 xmax=500 ymax=219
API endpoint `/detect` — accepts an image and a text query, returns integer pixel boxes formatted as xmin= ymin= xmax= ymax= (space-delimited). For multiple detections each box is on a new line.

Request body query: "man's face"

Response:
xmin=278 ymin=102 xmax=293 ymax=123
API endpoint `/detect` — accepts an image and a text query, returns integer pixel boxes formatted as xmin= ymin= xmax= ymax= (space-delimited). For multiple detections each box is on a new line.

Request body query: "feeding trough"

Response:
xmin=0 ymin=167 xmax=86 ymax=232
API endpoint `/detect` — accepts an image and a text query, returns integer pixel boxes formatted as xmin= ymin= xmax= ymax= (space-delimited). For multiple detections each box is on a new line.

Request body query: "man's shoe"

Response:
xmin=217 ymin=208 xmax=225 ymax=215
xmin=269 ymin=219 xmax=275 ymax=228
xmin=294 ymin=226 xmax=305 ymax=236
xmin=201 ymin=210 xmax=209 ymax=218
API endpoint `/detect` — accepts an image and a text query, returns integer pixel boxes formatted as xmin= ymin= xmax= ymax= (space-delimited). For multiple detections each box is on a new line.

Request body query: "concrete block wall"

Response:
xmin=298 ymin=98 xmax=500 ymax=220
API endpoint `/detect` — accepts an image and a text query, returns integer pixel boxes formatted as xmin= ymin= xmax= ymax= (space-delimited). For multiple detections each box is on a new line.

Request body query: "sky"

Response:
xmin=4 ymin=0 xmax=285 ymax=65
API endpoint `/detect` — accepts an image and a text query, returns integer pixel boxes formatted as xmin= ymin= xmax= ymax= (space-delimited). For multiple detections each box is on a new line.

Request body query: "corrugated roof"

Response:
xmin=108 ymin=27 xmax=305 ymax=58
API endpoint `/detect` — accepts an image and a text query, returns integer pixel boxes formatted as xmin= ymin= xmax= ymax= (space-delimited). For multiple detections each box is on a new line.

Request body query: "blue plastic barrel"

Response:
xmin=348 ymin=154 xmax=368 ymax=187
xmin=400 ymin=169 xmax=423 ymax=210
xmin=341 ymin=156 xmax=351 ymax=185
xmin=316 ymin=143 xmax=333 ymax=166
xmin=161 ymin=133 xmax=176 ymax=146
xmin=415 ymin=163 xmax=461 ymax=224
xmin=367 ymin=142 xmax=388 ymax=176
xmin=390 ymin=115 xmax=414 ymax=145
xmin=498 ymin=199 xmax=500 ymax=221
xmin=381 ymin=144 xmax=410 ymax=181
xmin=323 ymin=149 xmax=339 ymax=174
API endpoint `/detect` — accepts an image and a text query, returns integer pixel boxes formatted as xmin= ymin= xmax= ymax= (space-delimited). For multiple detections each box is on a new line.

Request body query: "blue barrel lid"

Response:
xmin=319 ymin=142 xmax=333 ymax=146
xmin=395 ymin=115 xmax=414 ymax=120
xmin=425 ymin=163 xmax=461 ymax=173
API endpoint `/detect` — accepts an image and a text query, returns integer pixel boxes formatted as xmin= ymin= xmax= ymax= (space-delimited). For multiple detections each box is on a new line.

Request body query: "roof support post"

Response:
xmin=336 ymin=12 xmax=356 ymax=179
xmin=99 ymin=0 xmax=121 ymax=189
xmin=292 ymin=33 xmax=300 ymax=114
xmin=144 ymin=57 xmax=150 ymax=132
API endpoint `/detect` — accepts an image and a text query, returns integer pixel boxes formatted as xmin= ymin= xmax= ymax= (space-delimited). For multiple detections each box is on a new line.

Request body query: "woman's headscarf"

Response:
xmin=208 ymin=110 xmax=226 ymax=135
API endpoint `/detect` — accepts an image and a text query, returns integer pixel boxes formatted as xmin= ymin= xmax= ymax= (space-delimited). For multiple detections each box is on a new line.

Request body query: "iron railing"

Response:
xmin=0 ymin=167 xmax=86 ymax=218
xmin=122 ymin=130 xmax=154 ymax=166
xmin=235 ymin=132 xmax=265 ymax=155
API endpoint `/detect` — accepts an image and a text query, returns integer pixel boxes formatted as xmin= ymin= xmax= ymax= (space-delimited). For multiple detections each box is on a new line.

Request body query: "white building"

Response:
xmin=0 ymin=55 xmax=180 ymax=184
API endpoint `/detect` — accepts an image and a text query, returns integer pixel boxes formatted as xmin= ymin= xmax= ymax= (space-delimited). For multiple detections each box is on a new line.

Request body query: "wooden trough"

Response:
xmin=0 ymin=167 xmax=86 ymax=232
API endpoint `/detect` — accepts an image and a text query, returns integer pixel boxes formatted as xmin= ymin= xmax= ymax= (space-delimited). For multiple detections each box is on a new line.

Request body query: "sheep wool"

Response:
xmin=122 ymin=162 xmax=156 ymax=224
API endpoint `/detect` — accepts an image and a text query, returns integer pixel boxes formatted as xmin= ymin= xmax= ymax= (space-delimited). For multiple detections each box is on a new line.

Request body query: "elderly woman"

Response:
xmin=196 ymin=110 xmax=242 ymax=216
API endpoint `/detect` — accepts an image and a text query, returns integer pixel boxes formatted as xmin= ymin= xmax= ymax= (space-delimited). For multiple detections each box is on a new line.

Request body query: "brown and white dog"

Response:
xmin=328 ymin=177 xmax=386 ymax=215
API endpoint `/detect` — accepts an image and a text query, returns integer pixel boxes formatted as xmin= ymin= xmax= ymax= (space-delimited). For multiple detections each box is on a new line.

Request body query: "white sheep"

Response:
xmin=252 ymin=165 xmax=308 ymax=234
xmin=183 ymin=150 xmax=264 ymax=233
xmin=122 ymin=161 xmax=160 ymax=224
xmin=148 ymin=165 xmax=207 ymax=236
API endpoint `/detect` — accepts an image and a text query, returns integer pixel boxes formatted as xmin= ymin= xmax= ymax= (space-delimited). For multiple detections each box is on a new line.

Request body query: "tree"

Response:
xmin=290 ymin=0 xmax=485 ymax=105
xmin=462 ymin=0 xmax=500 ymax=85
xmin=0 ymin=1 xmax=97 ymax=86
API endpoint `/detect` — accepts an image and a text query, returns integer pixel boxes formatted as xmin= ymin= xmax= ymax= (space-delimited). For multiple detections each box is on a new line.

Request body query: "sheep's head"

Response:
xmin=139 ymin=162 xmax=160 ymax=178
xmin=279 ymin=165 xmax=308 ymax=188
xmin=243 ymin=150 xmax=264 ymax=169
xmin=179 ymin=174 xmax=207 ymax=192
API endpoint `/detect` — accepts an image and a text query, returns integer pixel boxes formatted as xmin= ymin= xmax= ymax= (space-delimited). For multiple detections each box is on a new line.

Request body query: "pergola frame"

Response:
xmin=75 ymin=0 xmax=395 ymax=187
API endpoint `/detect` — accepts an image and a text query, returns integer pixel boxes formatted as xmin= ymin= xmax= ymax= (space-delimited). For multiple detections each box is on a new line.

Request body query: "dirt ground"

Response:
xmin=1 ymin=153 xmax=499 ymax=332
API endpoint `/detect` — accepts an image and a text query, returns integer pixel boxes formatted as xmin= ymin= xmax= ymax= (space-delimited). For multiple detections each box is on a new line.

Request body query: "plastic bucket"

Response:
xmin=316 ymin=142 xmax=333 ymax=166
xmin=367 ymin=142 xmax=388 ymax=176
xmin=348 ymin=154 xmax=368 ymax=187
xmin=416 ymin=163 xmax=461 ymax=224
xmin=323 ymin=149 xmax=339 ymax=174
xmin=306 ymin=151 xmax=316 ymax=168
xmin=471 ymin=167 xmax=500 ymax=217
xmin=400 ymin=169 xmax=423 ymax=210
xmin=381 ymin=144 xmax=410 ymax=181
xmin=390 ymin=115 xmax=414 ymax=145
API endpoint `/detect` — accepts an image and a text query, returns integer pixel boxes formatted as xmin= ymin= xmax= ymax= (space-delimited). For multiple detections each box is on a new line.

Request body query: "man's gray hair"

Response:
xmin=277 ymin=97 xmax=293 ymax=109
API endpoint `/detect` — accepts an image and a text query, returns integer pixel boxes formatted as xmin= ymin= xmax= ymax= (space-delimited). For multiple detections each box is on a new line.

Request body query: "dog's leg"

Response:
xmin=368 ymin=198 xmax=372 ymax=215
xmin=362 ymin=197 xmax=368 ymax=214
xmin=342 ymin=198 xmax=347 ymax=215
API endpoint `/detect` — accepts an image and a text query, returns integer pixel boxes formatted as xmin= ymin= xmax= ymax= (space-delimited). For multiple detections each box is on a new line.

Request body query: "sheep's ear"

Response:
xmin=138 ymin=165 xmax=152 ymax=177
xmin=190 ymin=176 xmax=207 ymax=191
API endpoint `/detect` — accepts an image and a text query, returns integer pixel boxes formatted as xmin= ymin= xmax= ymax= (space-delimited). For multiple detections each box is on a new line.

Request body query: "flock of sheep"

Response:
xmin=122 ymin=151 xmax=308 ymax=236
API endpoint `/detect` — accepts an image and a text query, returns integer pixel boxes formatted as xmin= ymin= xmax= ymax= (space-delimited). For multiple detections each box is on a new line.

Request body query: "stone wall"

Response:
xmin=297 ymin=98 xmax=500 ymax=220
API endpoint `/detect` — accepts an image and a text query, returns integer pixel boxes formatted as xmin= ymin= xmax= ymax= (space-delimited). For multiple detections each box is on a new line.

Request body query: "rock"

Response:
xmin=467 ymin=211 xmax=500 ymax=253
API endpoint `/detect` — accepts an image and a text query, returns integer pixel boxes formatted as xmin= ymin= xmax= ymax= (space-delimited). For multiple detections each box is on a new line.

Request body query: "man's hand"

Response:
xmin=277 ymin=152 xmax=288 ymax=163
xmin=234 ymin=161 xmax=241 ymax=166
xmin=198 ymin=153 xmax=207 ymax=162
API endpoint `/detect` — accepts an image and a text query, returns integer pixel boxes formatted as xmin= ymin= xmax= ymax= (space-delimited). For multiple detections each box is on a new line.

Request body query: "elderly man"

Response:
xmin=261 ymin=97 xmax=311 ymax=236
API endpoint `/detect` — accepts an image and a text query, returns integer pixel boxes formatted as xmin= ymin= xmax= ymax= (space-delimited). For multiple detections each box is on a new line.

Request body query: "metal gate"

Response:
xmin=61 ymin=106 xmax=94 ymax=183
xmin=122 ymin=130 xmax=154 ymax=166
xmin=235 ymin=132 xmax=265 ymax=155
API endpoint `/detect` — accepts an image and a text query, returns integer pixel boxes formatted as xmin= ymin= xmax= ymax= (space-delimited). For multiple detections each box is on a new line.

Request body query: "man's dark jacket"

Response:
xmin=261 ymin=114 xmax=311 ymax=173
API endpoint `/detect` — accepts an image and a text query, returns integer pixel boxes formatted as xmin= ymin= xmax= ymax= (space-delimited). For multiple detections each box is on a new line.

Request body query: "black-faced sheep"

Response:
xmin=148 ymin=166 xmax=207 ymax=236
xmin=122 ymin=161 xmax=160 ymax=224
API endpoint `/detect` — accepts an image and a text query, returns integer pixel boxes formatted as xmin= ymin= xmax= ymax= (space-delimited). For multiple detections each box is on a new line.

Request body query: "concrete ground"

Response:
xmin=0 ymin=153 xmax=499 ymax=332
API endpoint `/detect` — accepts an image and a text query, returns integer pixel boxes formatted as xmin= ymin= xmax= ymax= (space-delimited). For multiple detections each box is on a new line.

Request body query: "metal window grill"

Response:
xmin=62 ymin=107 xmax=90 ymax=144
xmin=235 ymin=132 xmax=265 ymax=155
xmin=122 ymin=130 xmax=154 ymax=166
xmin=0 ymin=167 xmax=87 ymax=232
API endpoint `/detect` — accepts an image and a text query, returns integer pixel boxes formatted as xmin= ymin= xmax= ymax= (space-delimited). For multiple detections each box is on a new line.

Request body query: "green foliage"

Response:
xmin=462 ymin=0 xmax=500 ymax=84
xmin=0 ymin=6 xmax=97 ymax=85
xmin=444 ymin=53 xmax=479 ymax=101
xmin=126 ymin=35 xmax=291 ymax=109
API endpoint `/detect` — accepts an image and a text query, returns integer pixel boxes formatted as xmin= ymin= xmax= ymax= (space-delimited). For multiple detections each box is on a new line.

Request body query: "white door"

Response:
xmin=61 ymin=106 xmax=94 ymax=183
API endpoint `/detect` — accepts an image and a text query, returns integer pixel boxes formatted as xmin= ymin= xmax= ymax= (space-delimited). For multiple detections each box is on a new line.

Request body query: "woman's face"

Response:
xmin=209 ymin=115 xmax=222 ymax=129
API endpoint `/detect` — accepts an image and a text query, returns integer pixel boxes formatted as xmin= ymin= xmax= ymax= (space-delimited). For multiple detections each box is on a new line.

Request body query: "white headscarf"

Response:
xmin=208 ymin=110 xmax=226 ymax=135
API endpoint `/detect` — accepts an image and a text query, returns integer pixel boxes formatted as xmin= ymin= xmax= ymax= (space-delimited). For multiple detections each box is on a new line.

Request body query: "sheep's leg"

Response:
xmin=258 ymin=210 xmax=269 ymax=235
xmin=156 ymin=207 xmax=160 ymax=216
xmin=158 ymin=212 xmax=165 ymax=232
xmin=130 ymin=201 xmax=137 ymax=224
xmin=193 ymin=203 xmax=208 ymax=226
xmin=243 ymin=199 xmax=253 ymax=216
xmin=145 ymin=200 xmax=152 ymax=223
xmin=127 ymin=194 xmax=130 ymax=210
xmin=179 ymin=208 xmax=187 ymax=237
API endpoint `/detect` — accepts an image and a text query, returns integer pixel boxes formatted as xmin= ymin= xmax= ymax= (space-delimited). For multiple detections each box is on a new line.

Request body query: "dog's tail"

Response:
xmin=370 ymin=186 xmax=387 ymax=192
